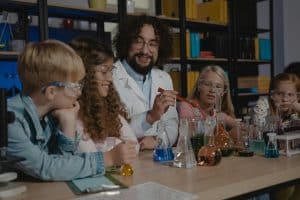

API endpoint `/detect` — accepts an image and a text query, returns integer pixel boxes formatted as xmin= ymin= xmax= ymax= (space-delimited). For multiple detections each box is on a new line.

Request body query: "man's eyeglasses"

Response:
xmin=41 ymin=81 xmax=83 ymax=97
xmin=94 ymin=64 xmax=115 ymax=73
xmin=132 ymin=36 xmax=159 ymax=51
xmin=198 ymin=79 xmax=227 ymax=93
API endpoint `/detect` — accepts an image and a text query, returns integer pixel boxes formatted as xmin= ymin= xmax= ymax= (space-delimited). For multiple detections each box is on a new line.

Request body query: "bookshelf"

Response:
xmin=0 ymin=0 xmax=274 ymax=117
xmin=156 ymin=0 xmax=273 ymax=116
xmin=230 ymin=0 xmax=274 ymax=116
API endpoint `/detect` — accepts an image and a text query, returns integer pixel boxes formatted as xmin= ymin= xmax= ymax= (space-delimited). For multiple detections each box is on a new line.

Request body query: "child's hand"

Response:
xmin=104 ymin=140 xmax=137 ymax=167
xmin=51 ymin=101 xmax=80 ymax=137
xmin=291 ymin=100 xmax=300 ymax=112
xmin=139 ymin=136 xmax=157 ymax=150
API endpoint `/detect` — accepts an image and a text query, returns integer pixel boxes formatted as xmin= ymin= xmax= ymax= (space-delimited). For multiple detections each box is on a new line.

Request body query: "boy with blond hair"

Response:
xmin=7 ymin=40 xmax=136 ymax=181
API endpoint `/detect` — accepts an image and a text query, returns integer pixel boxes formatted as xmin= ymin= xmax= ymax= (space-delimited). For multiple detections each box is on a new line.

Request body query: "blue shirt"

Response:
xmin=7 ymin=94 xmax=105 ymax=181
xmin=122 ymin=60 xmax=152 ymax=109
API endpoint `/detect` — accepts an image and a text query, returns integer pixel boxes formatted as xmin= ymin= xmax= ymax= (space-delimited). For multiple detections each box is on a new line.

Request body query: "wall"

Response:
xmin=283 ymin=0 xmax=300 ymax=67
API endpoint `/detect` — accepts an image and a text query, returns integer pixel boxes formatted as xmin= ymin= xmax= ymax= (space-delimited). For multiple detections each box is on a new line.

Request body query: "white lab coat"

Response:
xmin=112 ymin=60 xmax=179 ymax=146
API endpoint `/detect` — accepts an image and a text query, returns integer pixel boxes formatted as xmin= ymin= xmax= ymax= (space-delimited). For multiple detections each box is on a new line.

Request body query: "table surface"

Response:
xmin=12 ymin=151 xmax=300 ymax=200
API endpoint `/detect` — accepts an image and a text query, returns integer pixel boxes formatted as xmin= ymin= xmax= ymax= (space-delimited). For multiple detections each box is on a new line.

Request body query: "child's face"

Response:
xmin=271 ymin=81 xmax=298 ymax=112
xmin=50 ymin=81 xmax=82 ymax=109
xmin=198 ymin=71 xmax=225 ymax=105
xmin=94 ymin=58 xmax=114 ymax=97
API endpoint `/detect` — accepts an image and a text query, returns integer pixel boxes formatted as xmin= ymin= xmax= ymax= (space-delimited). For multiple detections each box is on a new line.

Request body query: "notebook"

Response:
xmin=67 ymin=175 xmax=127 ymax=195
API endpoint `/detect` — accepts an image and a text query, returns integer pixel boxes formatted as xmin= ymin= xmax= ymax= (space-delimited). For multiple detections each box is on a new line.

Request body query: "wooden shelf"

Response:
xmin=237 ymin=92 xmax=268 ymax=97
xmin=0 ymin=51 xmax=19 ymax=60
xmin=47 ymin=2 xmax=118 ymax=21
xmin=48 ymin=2 xmax=117 ymax=14
xmin=156 ymin=15 xmax=228 ymax=31
xmin=236 ymin=59 xmax=271 ymax=64
xmin=169 ymin=57 xmax=228 ymax=64
xmin=0 ymin=0 xmax=37 ymax=12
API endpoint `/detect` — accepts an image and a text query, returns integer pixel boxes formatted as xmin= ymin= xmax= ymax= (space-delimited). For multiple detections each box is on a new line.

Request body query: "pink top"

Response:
xmin=77 ymin=115 xmax=139 ymax=153
xmin=178 ymin=101 xmax=235 ymax=129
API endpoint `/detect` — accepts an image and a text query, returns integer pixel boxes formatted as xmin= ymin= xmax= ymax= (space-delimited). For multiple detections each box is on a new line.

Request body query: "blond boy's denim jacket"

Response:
xmin=7 ymin=94 xmax=105 ymax=181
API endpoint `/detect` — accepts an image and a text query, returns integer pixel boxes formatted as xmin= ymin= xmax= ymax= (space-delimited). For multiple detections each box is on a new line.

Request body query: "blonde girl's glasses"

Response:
xmin=198 ymin=79 xmax=227 ymax=94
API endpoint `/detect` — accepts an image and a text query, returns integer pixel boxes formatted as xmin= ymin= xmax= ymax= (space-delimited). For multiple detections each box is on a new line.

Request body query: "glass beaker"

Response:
xmin=250 ymin=117 xmax=266 ymax=155
xmin=197 ymin=117 xmax=222 ymax=166
xmin=264 ymin=132 xmax=279 ymax=158
xmin=188 ymin=117 xmax=205 ymax=159
xmin=153 ymin=120 xmax=174 ymax=162
xmin=172 ymin=118 xmax=197 ymax=168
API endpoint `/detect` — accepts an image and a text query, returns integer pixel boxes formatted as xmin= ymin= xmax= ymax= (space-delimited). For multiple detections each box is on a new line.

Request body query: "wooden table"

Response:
xmin=13 ymin=151 xmax=300 ymax=200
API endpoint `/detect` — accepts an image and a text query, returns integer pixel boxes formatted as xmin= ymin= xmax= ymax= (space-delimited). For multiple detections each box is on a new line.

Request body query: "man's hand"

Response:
xmin=147 ymin=89 xmax=177 ymax=124
xmin=104 ymin=140 xmax=138 ymax=167
xmin=139 ymin=136 xmax=157 ymax=150
xmin=51 ymin=101 xmax=80 ymax=137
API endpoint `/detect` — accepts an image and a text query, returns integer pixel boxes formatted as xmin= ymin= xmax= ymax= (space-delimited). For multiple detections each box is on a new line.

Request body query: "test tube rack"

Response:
xmin=275 ymin=131 xmax=300 ymax=157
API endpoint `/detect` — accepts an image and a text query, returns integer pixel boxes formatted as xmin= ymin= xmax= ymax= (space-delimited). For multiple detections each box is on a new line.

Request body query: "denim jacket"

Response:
xmin=7 ymin=94 xmax=105 ymax=181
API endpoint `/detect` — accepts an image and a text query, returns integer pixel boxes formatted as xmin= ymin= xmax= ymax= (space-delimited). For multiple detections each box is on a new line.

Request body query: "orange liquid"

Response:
xmin=120 ymin=164 xmax=134 ymax=176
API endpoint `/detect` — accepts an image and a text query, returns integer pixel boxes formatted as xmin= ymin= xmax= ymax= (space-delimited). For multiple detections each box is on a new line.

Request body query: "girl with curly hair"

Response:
xmin=70 ymin=37 xmax=139 ymax=153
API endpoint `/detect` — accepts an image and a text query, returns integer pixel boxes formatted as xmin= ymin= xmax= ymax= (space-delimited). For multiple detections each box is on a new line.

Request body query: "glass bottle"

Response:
xmin=214 ymin=88 xmax=231 ymax=156
xmin=127 ymin=0 xmax=135 ymax=13
xmin=153 ymin=120 xmax=174 ymax=162
xmin=197 ymin=117 xmax=222 ymax=166
xmin=252 ymin=116 xmax=266 ymax=155
xmin=233 ymin=118 xmax=243 ymax=154
xmin=265 ymin=132 xmax=279 ymax=158
xmin=172 ymin=118 xmax=196 ymax=168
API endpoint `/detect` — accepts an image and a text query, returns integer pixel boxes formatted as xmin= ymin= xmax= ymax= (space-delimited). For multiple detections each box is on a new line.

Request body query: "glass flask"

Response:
xmin=197 ymin=117 xmax=222 ymax=166
xmin=172 ymin=118 xmax=196 ymax=168
xmin=237 ymin=116 xmax=254 ymax=157
xmin=214 ymin=88 xmax=232 ymax=156
xmin=120 ymin=164 xmax=134 ymax=176
xmin=264 ymin=132 xmax=279 ymax=158
xmin=153 ymin=120 xmax=174 ymax=162
xmin=232 ymin=118 xmax=244 ymax=155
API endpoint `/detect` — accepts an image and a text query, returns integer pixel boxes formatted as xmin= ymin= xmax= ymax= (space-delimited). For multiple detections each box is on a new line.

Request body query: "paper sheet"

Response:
xmin=75 ymin=181 xmax=197 ymax=200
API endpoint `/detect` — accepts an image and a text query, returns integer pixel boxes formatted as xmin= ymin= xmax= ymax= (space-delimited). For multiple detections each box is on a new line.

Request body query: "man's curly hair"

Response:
xmin=70 ymin=37 xmax=129 ymax=142
xmin=113 ymin=14 xmax=173 ymax=67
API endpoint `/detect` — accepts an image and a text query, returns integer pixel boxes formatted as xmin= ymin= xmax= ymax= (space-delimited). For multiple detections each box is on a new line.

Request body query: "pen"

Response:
xmin=85 ymin=184 xmax=120 ymax=193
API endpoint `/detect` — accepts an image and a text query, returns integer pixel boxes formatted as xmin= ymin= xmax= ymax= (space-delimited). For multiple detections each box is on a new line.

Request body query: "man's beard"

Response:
xmin=127 ymin=53 xmax=155 ymax=75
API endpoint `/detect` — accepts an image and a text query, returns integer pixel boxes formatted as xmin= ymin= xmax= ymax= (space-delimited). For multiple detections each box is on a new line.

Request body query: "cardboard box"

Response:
xmin=238 ymin=76 xmax=270 ymax=92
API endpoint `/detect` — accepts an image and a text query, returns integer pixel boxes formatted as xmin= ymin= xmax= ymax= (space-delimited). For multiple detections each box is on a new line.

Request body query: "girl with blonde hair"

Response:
xmin=179 ymin=65 xmax=236 ymax=130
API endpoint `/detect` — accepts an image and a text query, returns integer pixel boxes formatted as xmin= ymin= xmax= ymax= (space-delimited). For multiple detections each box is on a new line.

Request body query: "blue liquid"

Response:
xmin=264 ymin=149 xmax=279 ymax=158
xmin=153 ymin=147 xmax=174 ymax=162
xmin=250 ymin=140 xmax=265 ymax=154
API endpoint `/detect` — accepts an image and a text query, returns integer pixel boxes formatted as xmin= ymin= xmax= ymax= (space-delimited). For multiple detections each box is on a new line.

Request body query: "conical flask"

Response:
xmin=172 ymin=118 xmax=196 ymax=168
xmin=197 ymin=117 xmax=222 ymax=166
xmin=153 ymin=120 xmax=174 ymax=162
xmin=264 ymin=132 xmax=279 ymax=158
